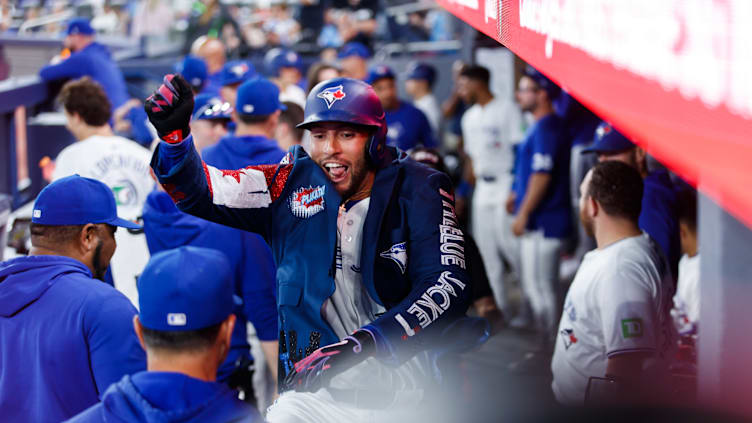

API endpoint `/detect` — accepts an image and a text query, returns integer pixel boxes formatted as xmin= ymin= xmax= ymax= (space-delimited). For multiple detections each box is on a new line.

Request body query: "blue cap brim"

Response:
xmin=109 ymin=217 xmax=142 ymax=230
xmin=279 ymin=103 xmax=287 ymax=111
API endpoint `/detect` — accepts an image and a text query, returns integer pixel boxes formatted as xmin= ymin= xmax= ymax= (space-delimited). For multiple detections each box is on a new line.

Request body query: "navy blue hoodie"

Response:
xmin=0 ymin=255 xmax=145 ymax=422
xmin=65 ymin=372 xmax=263 ymax=423
xmin=142 ymin=191 xmax=278 ymax=381
xmin=201 ymin=134 xmax=286 ymax=170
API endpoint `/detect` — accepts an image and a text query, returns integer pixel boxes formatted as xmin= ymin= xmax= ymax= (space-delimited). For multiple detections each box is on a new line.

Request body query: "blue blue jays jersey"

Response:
xmin=151 ymin=138 xmax=471 ymax=382
xmin=385 ymin=101 xmax=437 ymax=151
xmin=513 ymin=113 xmax=573 ymax=239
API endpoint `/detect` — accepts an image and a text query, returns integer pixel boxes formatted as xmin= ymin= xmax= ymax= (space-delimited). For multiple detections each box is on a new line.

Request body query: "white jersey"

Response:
xmin=551 ymin=234 xmax=676 ymax=405
xmin=53 ymin=135 xmax=154 ymax=306
xmin=671 ymin=253 xmax=700 ymax=335
xmin=414 ymin=94 xmax=441 ymax=135
xmin=322 ymin=198 xmax=427 ymax=397
xmin=461 ymin=96 xmax=524 ymax=185
xmin=279 ymin=83 xmax=306 ymax=108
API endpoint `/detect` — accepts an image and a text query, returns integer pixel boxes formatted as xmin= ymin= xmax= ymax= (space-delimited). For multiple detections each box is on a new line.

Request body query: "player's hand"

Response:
xmin=144 ymin=74 xmax=194 ymax=144
xmin=505 ymin=192 xmax=516 ymax=214
xmin=512 ymin=212 xmax=528 ymax=237
xmin=283 ymin=330 xmax=375 ymax=393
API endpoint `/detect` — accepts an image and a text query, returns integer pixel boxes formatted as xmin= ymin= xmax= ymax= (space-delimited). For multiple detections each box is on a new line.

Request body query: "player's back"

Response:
xmin=0 ymin=255 xmax=144 ymax=422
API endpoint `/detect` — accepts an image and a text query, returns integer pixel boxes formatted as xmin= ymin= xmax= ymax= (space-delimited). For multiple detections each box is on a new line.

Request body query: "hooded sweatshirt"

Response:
xmin=142 ymin=191 xmax=278 ymax=381
xmin=65 ymin=372 xmax=263 ymax=423
xmin=201 ymin=134 xmax=286 ymax=170
xmin=0 ymin=255 xmax=145 ymax=422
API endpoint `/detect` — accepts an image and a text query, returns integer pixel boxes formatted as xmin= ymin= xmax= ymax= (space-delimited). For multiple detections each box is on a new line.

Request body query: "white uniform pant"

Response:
xmin=520 ymin=230 xmax=564 ymax=336
xmin=471 ymin=179 xmax=519 ymax=311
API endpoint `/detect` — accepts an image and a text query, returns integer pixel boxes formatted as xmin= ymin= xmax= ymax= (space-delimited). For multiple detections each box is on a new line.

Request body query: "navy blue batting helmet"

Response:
xmin=298 ymin=77 xmax=387 ymax=164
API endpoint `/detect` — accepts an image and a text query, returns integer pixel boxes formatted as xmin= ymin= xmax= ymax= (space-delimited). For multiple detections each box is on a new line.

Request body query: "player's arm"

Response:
xmin=39 ymin=54 xmax=88 ymax=81
xmin=84 ymin=295 xmax=146 ymax=394
xmin=146 ymin=74 xmax=290 ymax=236
xmin=512 ymin=127 xmax=556 ymax=236
xmin=364 ymin=171 xmax=472 ymax=364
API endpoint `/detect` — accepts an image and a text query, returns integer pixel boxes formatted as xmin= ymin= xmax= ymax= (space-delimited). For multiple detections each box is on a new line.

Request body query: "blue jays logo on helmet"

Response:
xmin=317 ymin=85 xmax=347 ymax=109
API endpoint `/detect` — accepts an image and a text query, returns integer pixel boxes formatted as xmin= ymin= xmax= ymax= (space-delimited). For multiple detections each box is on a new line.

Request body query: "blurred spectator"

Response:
xmin=0 ymin=45 xmax=9 ymax=81
xmin=52 ymin=78 xmax=154 ymax=303
xmin=405 ymin=63 xmax=440 ymax=135
xmin=183 ymin=0 xmax=246 ymax=55
xmin=306 ymin=61 xmax=341 ymax=94
xmin=317 ymin=8 xmax=343 ymax=48
xmin=459 ymin=65 xmax=525 ymax=317
xmin=270 ymin=50 xmax=307 ymax=108
xmin=196 ymin=37 xmax=227 ymax=97
xmin=331 ymin=0 xmax=378 ymax=48
xmin=297 ymin=0 xmax=327 ymax=44
xmin=67 ymin=247 xmax=263 ymax=422
xmin=177 ymin=55 xmax=209 ymax=95
xmin=132 ymin=0 xmax=174 ymax=39
xmin=91 ymin=3 xmax=123 ymax=36
xmin=218 ymin=60 xmax=256 ymax=108
xmin=0 ymin=176 xmax=145 ymax=422
xmin=190 ymin=94 xmax=231 ymax=153
xmin=510 ymin=67 xmax=572 ymax=339
xmin=141 ymin=192 xmax=279 ymax=403
xmin=672 ymin=188 xmax=699 ymax=335
xmin=367 ymin=65 xmax=436 ymax=151
xmin=582 ymin=122 xmax=680 ymax=280
xmin=263 ymin=4 xmax=301 ymax=47
xmin=552 ymin=161 xmax=675 ymax=405
xmin=275 ymin=101 xmax=305 ymax=152
xmin=338 ymin=41 xmax=370 ymax=80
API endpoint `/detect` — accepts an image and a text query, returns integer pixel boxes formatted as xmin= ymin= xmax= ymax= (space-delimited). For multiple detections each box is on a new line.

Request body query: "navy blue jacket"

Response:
xmin=65 ymin=372 xmax=262 ymax=423
xmin=39 ymin=42 xmax=129 ymax=109
xmin=0 ymin=255 xmax=145 ymax=422
xmin=202 ymin=134 xmax=286 ymax=169
xmin=151 ymin=138 xmax=471 ymax=380
xmin=142 ymin=190 xmax=278 ymax=381
xmin=641 ymin=170 xmax=680 ymax=278
xmin=385 ymin=101 xmax=437 ymax=151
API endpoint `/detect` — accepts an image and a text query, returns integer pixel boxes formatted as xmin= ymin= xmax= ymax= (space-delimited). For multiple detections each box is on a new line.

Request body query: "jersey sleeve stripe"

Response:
xmin=605 ymin=347 xmax=657 ymax=358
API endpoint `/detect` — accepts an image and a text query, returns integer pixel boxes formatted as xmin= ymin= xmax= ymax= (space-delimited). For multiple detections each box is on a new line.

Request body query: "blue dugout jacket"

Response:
xmin=202 ymin=134 xmax=286 ymax=169
xmin=151 ymin=137 xmax=471 ymax=381
xmin=0 ymin=255 xmax=145 ymax=422
xmin=142 ymin=190 xmax=278 ymax=381
xmin=65 ymin=372 xmax=262 ymax=423
xmin=641 ymin=170 xmax=680 ymax=278
xmin=385 ymin=101 xmax=437 ymax=151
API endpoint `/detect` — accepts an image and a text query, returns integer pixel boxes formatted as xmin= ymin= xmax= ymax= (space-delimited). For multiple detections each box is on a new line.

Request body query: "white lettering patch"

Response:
xmin=438 ymin=189 xmax=466 ymax=269
xmin=289 ymin=185 xmax=325 ymax=218
xmin=206 ymin=165 xmax=272 ymax=209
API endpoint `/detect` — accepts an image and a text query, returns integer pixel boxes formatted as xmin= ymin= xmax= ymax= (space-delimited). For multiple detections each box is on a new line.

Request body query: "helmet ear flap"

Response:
xmin=367 ymin=127 xmax=388 ymax=166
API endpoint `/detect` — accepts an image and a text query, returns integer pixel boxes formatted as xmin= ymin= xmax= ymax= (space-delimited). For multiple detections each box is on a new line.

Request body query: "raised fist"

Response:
xmin=144 ymin=74 xmax=194 ymax=143
xmin=282 ymin=330 xmax=375 ymax=393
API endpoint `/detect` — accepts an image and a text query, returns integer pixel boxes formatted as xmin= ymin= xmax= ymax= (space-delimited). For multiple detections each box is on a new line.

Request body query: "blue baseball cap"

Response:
xmin=177 ymin=55 xmax=208 ymax=90
xmin=192 ymin=94 xmax=232 ymax=121
xmin=220 ymin=60 xmax=256 ymax=86
xmin=137 ymin=246 xmax=234 ymax=331
xmin=272 ymin=50 xmax=302 ymax=74
xmin=406 ymin=63 xmax=436 ymax=86
xmin=32 ymin=175 xmax=141 ymax=229
xmin=338 ymin=42 xmax=371 ymax=60
xmin=582 ymin=121 xmax=636 ymax=154
xmin=67 ymin=18 xmax=94 ymax=36
xmin=236 ymin=78 xmax=286 ymax=116
xmin=523 ymin=65 xmax=561 ymax=100
xmin=366 ymin=65 xmax=395 ymax=85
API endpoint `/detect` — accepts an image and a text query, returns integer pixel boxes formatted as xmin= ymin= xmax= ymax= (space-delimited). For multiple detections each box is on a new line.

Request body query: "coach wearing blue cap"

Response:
xmin=203 ymin=78 xmax=287 ymax=169
xmin=582 ymin=122 xmax=680 ymax=278
xmin=338 ymin=41 xmax=371 ymax=80
xmin=178 ymin=55 xmax=209 ymax=94
xmin=67 ymin=246 xmax=263 ymax=423
xmin=405 ymin=63 xmax=440 ymax=134
xmin=367 ymin=65 xmax=437 ymax=151
xmin=0 ymin=175 xmax=145 ymax=422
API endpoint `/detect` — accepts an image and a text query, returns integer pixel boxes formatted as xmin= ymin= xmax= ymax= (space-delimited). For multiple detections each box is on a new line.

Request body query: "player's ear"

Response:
xmin=133 ymin=316 xmax=146 ymax=351
xmin=588 ymin=196 xmax=599 ymax=218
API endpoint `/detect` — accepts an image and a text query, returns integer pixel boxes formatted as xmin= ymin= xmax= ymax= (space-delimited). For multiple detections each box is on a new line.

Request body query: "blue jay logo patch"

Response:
xmin=317 ymin=85 xmax=346 ymax=109
xmin=380 ymin=242 xmax=407 ymax=274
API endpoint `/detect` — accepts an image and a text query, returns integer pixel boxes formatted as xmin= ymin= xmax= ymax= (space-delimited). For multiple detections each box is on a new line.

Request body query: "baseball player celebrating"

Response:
xmin=145 ymin=75 xmax=473 ymax=421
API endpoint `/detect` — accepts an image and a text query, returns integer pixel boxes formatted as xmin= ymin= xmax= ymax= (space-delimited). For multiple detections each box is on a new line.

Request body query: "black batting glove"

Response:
xmin=144 ymin=74 xmax=194 ymax=143
xmin=283 ymin=330 xmax=375 ymax=393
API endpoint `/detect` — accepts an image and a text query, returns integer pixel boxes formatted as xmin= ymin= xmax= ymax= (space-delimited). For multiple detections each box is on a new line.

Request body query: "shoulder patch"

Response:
xmin=380 ymin=242 xmax=408 ymax=274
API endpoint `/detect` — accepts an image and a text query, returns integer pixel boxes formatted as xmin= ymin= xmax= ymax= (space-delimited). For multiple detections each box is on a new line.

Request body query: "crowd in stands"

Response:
xmin=0 ymin=6 xmax=704 ymax=421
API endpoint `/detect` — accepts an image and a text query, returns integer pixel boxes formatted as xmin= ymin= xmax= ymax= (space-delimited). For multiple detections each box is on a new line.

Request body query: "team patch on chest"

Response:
xmin=380 ymin=242 xmax=408 ymax=274
xmin=289 ymin=185 xmax=326 ymax=218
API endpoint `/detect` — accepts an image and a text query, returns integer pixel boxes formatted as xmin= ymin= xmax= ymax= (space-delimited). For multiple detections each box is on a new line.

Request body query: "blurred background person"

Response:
xmin=177 ymin=55 xmax=210 ymax=95
xmin=306 ymin=61 xmax=342 ymax=94
xmin=367 ymin=65 xmax=436 ymax=151
xmin=405 ymin=62 xmax=440 ymax=135
xmin=337 ymin=41 xmax=370 ymax=80
xmin=269 ymin=49 xmax=306 ymax=108
xmin=196 ymin=37 xmax=227 ymax=97
xmin=190 ymin=94 xmax=232 ymax=154
xmin=218 ymin=60 xmax=256 ymax=108
xmin=275 ymin=101 xmax=305 ymax=152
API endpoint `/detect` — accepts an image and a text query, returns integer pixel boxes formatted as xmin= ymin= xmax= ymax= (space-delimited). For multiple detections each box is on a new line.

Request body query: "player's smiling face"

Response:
xmin=309 ymin=122 xmax=375 ymax=200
